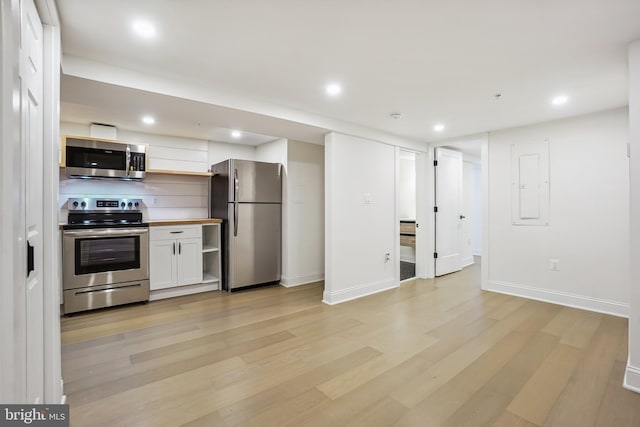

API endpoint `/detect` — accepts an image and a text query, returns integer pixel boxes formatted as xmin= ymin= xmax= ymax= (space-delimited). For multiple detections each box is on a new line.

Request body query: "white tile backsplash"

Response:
xmin=58 ymin=173 xmax=209 ymax=222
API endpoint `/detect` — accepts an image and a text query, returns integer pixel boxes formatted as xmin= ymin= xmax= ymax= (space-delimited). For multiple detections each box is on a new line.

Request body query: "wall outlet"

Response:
xmin=549 ymin=258 xmax=560 ymax=271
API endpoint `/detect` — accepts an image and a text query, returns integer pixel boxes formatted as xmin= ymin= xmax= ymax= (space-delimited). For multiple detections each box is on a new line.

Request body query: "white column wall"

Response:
xmin=625 ymin=40 xmax=640 ymax=393
xmin=324 ymin=132 xmax=397 ymax=304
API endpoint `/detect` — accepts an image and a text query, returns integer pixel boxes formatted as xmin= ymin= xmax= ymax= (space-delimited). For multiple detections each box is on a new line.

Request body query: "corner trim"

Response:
xmin=487 ymin=280 xmax=629 ymax=318
xmin=280 ymin=273 xmax=324 ymax=288
xmin=624 ymin=362 xmax=640 ymax=394
xmin=322 ymin=278 xmax=397 ymax=305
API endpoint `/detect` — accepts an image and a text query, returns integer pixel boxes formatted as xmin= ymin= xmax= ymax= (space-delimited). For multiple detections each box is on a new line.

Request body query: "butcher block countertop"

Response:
xmin=148 ymin=218 xmax=222 ymax=226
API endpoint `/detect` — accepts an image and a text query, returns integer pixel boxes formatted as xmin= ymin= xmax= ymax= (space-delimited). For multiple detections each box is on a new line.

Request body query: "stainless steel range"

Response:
xmin=62 ymin=197 xmax=149 ymax=314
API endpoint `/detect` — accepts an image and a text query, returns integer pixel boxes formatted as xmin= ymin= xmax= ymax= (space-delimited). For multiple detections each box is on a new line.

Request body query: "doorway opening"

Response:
xmin=399 ymin=150 xmax=417 ymax=282
xmin=434 ymin=142 xmax=483 ymax=278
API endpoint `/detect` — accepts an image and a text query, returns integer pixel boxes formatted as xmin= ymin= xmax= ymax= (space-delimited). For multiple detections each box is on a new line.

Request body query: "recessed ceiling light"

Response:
xmin=326 ymin=83 xmax=342 ymax=96
xmin=390 ymin=113 xmax=402 ymax=120
xmin=231 ymin=130 xmax=242 ymax=138
xmin=142 ymin=116 xmax=155 ymax=125
xmin=551 ymin=94 xmax=569 ymax=106
xmin=433 ymin=123 xmax=446 ymax=132
xmin=132 ymin=20 xmax=156 ymax=38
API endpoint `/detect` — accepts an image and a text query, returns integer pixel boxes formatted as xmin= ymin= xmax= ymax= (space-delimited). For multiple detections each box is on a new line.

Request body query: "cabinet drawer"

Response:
xmin=150 ymin=225 xmax=201 ymax=241
xmin=400 ymin=222 xmax=416 ymax=235
xmin=400 ymin=235 xmax=416 ymax=247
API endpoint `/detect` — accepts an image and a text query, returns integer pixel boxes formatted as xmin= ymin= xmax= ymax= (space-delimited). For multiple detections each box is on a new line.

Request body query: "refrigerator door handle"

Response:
xmin=234 ymin=168 xmax=239 ymax=201
xmin=233 ymin=202 xmax=238 ymax=237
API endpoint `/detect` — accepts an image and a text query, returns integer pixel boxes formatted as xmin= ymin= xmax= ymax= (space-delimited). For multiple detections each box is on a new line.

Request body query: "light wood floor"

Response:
xmin=61 ymin=262 xmax=640 ymax=426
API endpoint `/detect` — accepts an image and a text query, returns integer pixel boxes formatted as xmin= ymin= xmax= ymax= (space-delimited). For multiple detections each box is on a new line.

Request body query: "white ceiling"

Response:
xmin=56 ymin=0 xmax=640 ymax=145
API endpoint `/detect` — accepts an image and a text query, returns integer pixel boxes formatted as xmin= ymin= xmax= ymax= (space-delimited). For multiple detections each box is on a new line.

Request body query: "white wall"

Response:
xmin=281 ymin=140 xmax=325 ymax=287
xmin=324 ymin=132 xmax=397 ymax=304
xmin=487 ymin=107 xmax=630 ymax=316
xmin=398 ymin=153 xmax=416 ymax=220
xmin=626 ymin=40 xmax=640 ymax=393
xmin=208 ymin=141 xmax=255 ymax=166
xmin=256 ymin=137 xmax=288 ymax=167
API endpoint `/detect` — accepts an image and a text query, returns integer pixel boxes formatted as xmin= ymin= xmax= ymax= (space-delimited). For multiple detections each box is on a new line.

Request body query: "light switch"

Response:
xmin=363 ymin=193 xmax=372 ymax=204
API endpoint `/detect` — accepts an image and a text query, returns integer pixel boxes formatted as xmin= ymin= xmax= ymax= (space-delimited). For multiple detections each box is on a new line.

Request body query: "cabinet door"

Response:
xmin=150 ymin=240 xmax=177 ymax=290
xmin=177 ymin=237 xmax=203 ymax=286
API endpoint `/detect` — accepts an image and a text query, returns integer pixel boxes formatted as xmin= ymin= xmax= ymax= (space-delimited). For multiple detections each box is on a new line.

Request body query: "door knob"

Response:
xmin=459 ymin=215 xmax=466 ymax=219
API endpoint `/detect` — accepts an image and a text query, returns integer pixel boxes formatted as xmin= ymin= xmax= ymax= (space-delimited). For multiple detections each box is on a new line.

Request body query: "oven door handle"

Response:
xmin=63 ymin=228 xmax=149 ymax=238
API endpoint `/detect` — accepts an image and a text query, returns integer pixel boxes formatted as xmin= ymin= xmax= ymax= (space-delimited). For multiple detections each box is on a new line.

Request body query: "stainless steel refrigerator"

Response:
xmin=209 ymin=159 xmax=282 ymax=291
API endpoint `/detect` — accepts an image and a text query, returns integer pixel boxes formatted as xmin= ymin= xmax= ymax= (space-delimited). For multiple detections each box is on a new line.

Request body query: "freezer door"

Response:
xmin=227 ymin=203 xmax=281 ymax=290
xmin=231 ymin=159 xmax=282 ymax=203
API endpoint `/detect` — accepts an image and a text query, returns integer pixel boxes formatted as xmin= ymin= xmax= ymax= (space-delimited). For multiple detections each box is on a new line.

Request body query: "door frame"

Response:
xmin=429 ymin=134 xmax=490 ymax=289
xmin=395 ymin=147 xmax=431 ymax=283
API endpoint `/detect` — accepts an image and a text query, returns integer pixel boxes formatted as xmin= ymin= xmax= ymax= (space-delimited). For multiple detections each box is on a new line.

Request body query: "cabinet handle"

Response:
xmin=170 ymin=231 xmax=184 ymax=234
xmin=173 ymin=242 xmax=175 ymax=255
xmin=179 ymin=242 xmax=181 ymax=255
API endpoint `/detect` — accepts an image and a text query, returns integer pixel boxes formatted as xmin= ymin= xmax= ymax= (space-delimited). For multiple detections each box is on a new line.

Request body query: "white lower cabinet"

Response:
xmin=150 ymin=225 xmax=203 ymax=290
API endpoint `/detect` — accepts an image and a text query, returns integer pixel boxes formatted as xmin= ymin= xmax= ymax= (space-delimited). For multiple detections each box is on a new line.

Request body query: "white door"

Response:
xmin=435 ymin=147 xmax=463 ymax=276
xmin=177 ymin=238 xmax=203 ymax=286
xmin=21 ymin=0 xmax=44 ymax=403
xmin=149 ymin=240 xmax=177 ymax=290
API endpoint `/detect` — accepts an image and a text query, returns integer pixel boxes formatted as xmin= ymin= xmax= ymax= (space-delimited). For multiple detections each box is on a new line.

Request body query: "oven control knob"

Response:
xmin=134 ymin=202 xmax=139 ymax=208
xmin=128 ymin=202 xmax=133 ymax=208
xmin=80 ymin=201 xmax=86 ymax=208
xmin=121 ymin=202 xmax=126 ymax=208
xmin=72 ymin=201 xmax=78 ymax=208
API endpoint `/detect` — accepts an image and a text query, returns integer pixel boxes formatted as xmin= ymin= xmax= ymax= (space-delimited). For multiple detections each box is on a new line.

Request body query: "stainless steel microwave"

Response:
xmin=65 ymin=137 xmax=147 ymax=180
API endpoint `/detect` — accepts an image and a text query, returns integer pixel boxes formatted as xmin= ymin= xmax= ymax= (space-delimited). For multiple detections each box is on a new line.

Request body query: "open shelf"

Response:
xmin=202 ymin=274 xmax=219 ymax=284
xmin=202 ymin=223 xmax=221 ymax=289
xmin=146 ymin=169 xmax=212 ymax=177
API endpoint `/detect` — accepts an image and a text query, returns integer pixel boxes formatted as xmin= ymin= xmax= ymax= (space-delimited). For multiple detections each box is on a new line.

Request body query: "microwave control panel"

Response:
xmin=130 ymin=152 xmax=146 ymax=171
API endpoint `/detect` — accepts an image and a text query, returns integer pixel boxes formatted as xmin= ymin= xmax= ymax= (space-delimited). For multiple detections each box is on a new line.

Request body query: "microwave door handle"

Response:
xmin=125 ymin=145 xmax=131 ymax=176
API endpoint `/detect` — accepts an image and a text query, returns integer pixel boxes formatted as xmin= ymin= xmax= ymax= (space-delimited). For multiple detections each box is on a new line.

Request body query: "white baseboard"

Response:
xmin=323 ymin=278 xmax=397 ymax=305
xmin=150 ymin=281 xmax=220 ymax=301
xmin=400 ymin=255 xmax=416 ymax=263
xmin=487 ymin=280 xmax=629 ymax=318
xmin=280 ymin=273 xmax=324 ymax=288
xmin=624 ymin=362 xmax=640 ymax=394
xmin=461 ymin=256 xmax=474 ymax=268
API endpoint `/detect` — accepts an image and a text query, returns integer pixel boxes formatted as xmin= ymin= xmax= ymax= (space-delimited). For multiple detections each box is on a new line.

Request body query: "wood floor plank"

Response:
xmin=506 ymin=343 xmax=582 ymax=425
xmin=594 ymin=361 xmax=640 ymax=427
xmin=543 ymin=316 xmax=630 ymax=427
xmin=491 ymin=410 xmax=538 ymax=427
xmin=60 ymin=260 xmax=640 ymax=427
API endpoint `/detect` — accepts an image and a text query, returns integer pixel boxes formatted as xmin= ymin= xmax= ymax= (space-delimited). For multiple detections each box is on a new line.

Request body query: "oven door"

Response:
xmin=63 ymin=227 xmax=149 ymax=289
